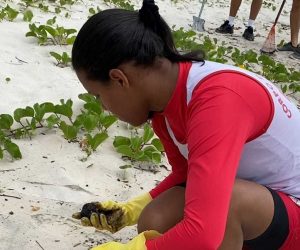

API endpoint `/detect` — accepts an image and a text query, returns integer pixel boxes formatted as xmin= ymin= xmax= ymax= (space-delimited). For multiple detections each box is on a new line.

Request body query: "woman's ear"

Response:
xmin=109 ymin=69 xmax=130 ymax=88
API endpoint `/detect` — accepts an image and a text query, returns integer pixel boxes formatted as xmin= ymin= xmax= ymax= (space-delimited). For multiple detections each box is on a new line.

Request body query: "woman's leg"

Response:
xmin=138 ymin=179 xmax=288 ymax=250
xmin=137 ymin=186 xmax=185 ymax=234
xmin=219 ymin=180 xmax=288 ymax=250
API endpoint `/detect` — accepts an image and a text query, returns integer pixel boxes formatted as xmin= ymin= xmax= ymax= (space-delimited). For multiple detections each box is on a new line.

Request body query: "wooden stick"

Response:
xmin=0 ymin=194 xmax=21 ymax=199
xmin=35 ymin=241 xmax=45 ymax=250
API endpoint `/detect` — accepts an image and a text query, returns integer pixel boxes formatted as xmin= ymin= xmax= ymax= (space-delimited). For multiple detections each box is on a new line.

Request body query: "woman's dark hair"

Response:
xmin=72 ymin=0 xmax=204 ymax=81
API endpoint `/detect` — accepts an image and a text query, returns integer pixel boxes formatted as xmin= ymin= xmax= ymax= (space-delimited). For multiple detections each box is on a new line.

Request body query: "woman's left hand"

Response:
xmin=91 ymin=230 xmax=161 ymax=250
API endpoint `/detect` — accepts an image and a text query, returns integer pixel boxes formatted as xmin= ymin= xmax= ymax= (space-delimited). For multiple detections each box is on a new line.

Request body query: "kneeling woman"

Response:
xmin=71 ymin=1 xmax=300 ymax=249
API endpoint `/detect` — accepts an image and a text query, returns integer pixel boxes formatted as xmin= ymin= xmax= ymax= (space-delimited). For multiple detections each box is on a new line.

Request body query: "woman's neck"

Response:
xmin=146 ymin=58 xmax=179 ymax=113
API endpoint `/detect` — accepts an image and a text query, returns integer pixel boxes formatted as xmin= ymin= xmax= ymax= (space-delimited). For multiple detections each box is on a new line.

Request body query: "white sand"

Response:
xmin=0 ymin=0 xmax=298 ymax=249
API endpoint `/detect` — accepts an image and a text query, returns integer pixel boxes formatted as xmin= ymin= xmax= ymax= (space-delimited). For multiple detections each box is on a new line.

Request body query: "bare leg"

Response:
xmin=229 ymin=0 xmax=243 ymax=17
xmin=137 ymin=186 xmax=185 ymax=234
xmin=138 ymin=179 xmax=275 ymax=250
xmin=249 ymin=0 xmax=263 ymax=20
xmin=291 ymin=0 xmax=300 ymax=47
xmin=218 ymin=180 xmax=274 ymax=250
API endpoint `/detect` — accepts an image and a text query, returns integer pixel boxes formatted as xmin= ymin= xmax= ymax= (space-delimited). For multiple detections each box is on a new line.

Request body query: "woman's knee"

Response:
xmin=227 ymin=179 xmax=275 ymax=240
xmin=137 ymin=201 xmax=165 ymax=233
xmin=229 ymin=179 xmax=273 ymax=217
xmin=137 ymin=186 xmax=185 ymax=234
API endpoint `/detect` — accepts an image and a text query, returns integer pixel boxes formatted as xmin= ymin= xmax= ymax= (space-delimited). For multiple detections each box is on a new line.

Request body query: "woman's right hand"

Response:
xmin=72 ymin=200 xmax=128 ymax=233
xmin=72 ymin=192 xmax=152 ymax=233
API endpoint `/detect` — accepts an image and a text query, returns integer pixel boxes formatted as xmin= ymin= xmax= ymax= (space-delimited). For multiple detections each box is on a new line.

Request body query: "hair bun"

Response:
xmin=139 ymin=0 xmax=160 ymax=27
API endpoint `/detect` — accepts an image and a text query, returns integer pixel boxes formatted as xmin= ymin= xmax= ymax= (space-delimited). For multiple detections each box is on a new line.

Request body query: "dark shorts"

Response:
xmin=177 ymin=183 xmax=300 ymax=249
xmin=243 ymin=188 xmax=289 ymax=250
xmin=243 ymin=188 xmax=300 ymax=250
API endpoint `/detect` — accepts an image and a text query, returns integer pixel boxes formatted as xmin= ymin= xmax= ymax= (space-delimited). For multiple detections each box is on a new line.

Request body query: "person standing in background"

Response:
xmin=215 ymin=0 xmax=262 ymax=41
xmin=278 ymin=0 xmax=300 ymax=60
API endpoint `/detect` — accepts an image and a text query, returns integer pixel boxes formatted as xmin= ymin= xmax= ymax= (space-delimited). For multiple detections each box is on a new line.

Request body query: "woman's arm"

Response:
xmin=149 ymin=114 xmax=188 ymax=198
xmin=146 ymin=82 xmax=266 ymax=249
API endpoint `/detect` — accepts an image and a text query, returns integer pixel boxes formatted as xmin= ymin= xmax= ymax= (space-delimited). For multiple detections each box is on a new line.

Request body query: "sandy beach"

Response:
xmin=0 ymin=0 xmax=298 ymax=249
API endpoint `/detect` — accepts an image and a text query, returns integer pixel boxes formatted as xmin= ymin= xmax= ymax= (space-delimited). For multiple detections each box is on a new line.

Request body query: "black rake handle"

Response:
xmin=274 ymin=0 xmax=286 ymax=26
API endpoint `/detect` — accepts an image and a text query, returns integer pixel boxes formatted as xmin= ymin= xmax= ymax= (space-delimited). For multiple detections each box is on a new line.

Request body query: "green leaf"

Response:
xmin=90 ymin=132 xmax=108 ymax=150
xmin=50 ymin=51 xmax=62 ymax=62
xmin=30 ymin=117 xmax=36 ymax=129
xmin=244 ymin=50 xmax=258 ymax=63
xmin=258 ymin=54 xmax=275 ymax=67
xmin=0 ymin=130 xmax=5 ymax=141
xmin=116 ymin=145 xmax=133 ymax=158
xmin=46 ymin=114 xmax=60 ymax=128
xmin=66 ymin=36 xmax=76 ymax=45
xmin=46 ymin=16 xmax=56 ymax=25
xmin=5 ymin=5 xmax=19 ymax=21
xmin=83 ymin=114 xmax=98 ymax=131
xmin=33 ymin=103 xmax=45 ymax=122
xmin=143 ymin=145 xmax=156 ymax=153
xmin=14 ymin=128 xmax=23 ymax=139
xmin=134 ymin=150 xmax=145 ymax=160
xmin=56 ymin=26 xmax=65 ymax=36
xmin=275 ymin=63 xmax=288 ymax=74
xmin=0 ymin=147 xmax=3 ymax=159
xmin=55 ymin=104 xmax=73 ymax=118
xmin=13 ymin=107 xmax=34 ymax=122
xmin=143 ymin=123 xmax=154 ymax=143
xmin=66 ymin=99 xmax=73 ymax=107
xmin=55 ymin=7 xmax=61 ymax=14
xmin=130 ymin=136 xmax=143 ymax=151
xmin=151 ymin=138 xmax=164 ymax=152
xmin=134 ymin=150 xmax=151 ymax=161
xmin=61 ymin=52 xmax=71 ymax=64
xmin=151 ymin=152 xmax=161 ymax=164
xmin=274 ymin=73 xmax=289 ymax=82
xmin=28 ymin=23 xmax=37 ymax=31
xmin=102 ymin=115 xmax=117 ymax=129
xmin=4 ymin=141 xmax=22 ymax=159
xmin=231 ymin=48 xmax=241 ymax=60
xmin=25 ymin=31 xmax=37 ymax=38
xmin=41 ymin=102 xmax=55 ymax=113
xmin=89 ymin=8 xmax=96 ymax=15
xmin=65 ymin=28 xmax=77 ymax=35
xmin=0 ymin=11 xmax=6 ymax=20
xmin=73 ymin=113 xmax=84 ymax=128
xmin=59 ymin=121 xmax=78 ymax=140
xmin=78 ymin=93 xmax=96 ymax=103
xmin=38 ymin=3 xmax=49 ymax=12
xmin=207 ymin=50 xmax=217 ymax=60
xmin=84 ymin=102 xmax=103 ymax=114
xmin=23 ymin=9 xmax=33 ymax=22
xmin=0 ymin=114 xmax=13 ymax=130
xmin=281 ymin=84 xmax=288 ymax=93
xmin=113 ymin=136 xmax=131 ymax=147
xmin=37 ymin=37 xmax=48 ymax=45
xmin=44 ymin=25 xmax=57 ymax=38
xmin=290 ymin=71 xmax=300 ymax=82
xmin=38 ymin=27 xmax=48 ymax=39
xmin=143 ymin=146 xmax=158 ymax=161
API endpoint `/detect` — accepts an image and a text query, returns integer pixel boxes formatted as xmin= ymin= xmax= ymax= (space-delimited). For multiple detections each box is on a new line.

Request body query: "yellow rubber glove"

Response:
xmin=91 ymin=230 xmax=161 ymax=250
xmin=72 ymin=193 xmax=152 ymax=233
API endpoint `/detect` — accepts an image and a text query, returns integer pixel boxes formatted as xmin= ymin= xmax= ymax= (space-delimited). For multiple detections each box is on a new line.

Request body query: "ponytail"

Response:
xmin=139 ymin=0 xmax=204 ymax=63
xmin=72 ymin=0 xmax=204 ymax=81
